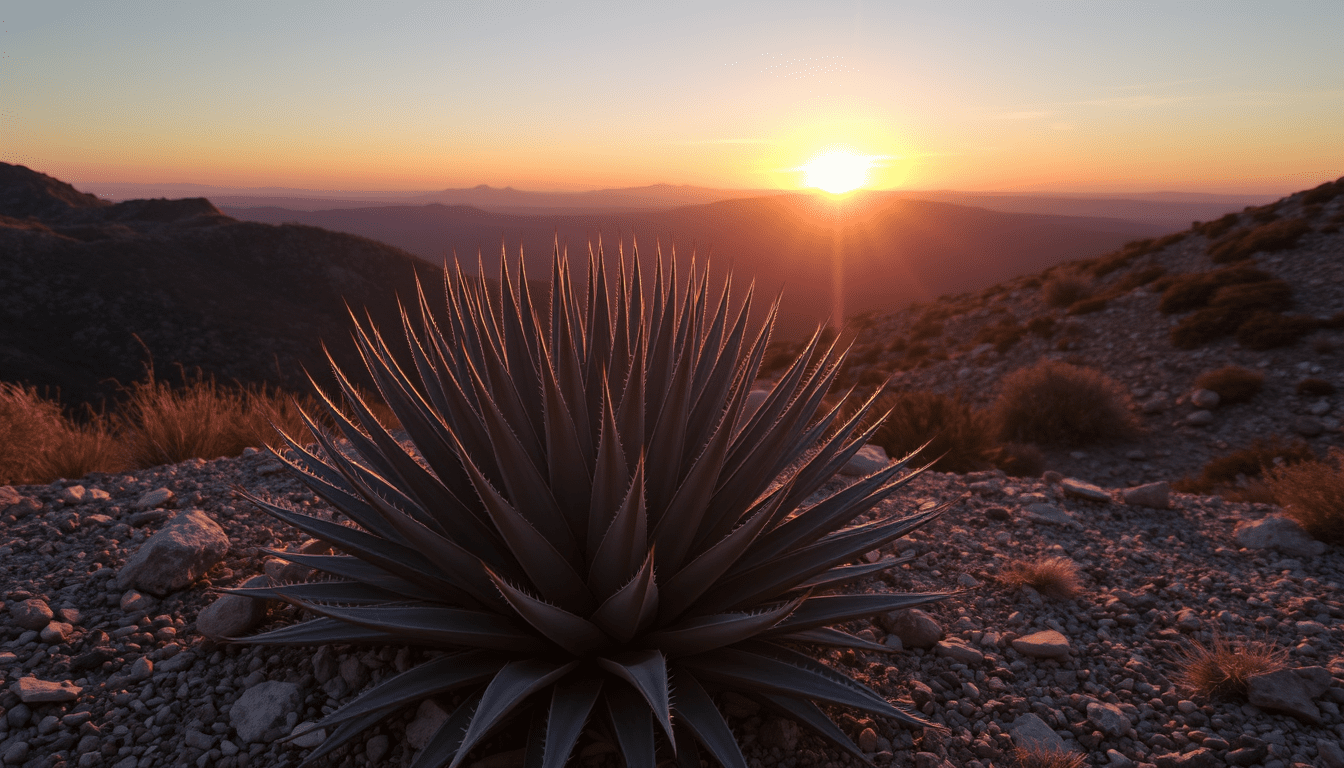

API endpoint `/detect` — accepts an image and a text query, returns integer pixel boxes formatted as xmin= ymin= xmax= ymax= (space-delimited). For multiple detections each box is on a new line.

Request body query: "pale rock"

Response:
xmin=119 ymin=590 xmax=154 ymax=613
xmin=230 ymin=680 xmax=301 ymax=743
xmin=1246 ymin=666 xmax=1333 ymax=724
xmin=1107 ymin=749 xmax=1136 ymax=768
xmin=1140 ymin=393 xmax=1170 ymax=414
xmin=840 ymin=444 xmax=890 ymax=476
xmin=39 ymin=621 xmax=72 ymax=644
xmin=87 ymin=488 xmax=110 ymax=502
xmin=1175 ymin=609 xmax=1202 ymax=632
xmin=1122 ymin=482 xmax=1170 ymax=509
xmin=288 ymin=721 xmax=326 ymax=748
xmin=127 ymin=657 xmax=153 ymax=682
xmin=1154 ymin=748 xmax=1216 ymax=768
xmin=1185 ymin=410 xmax=1215 ymax=426
xmin=311 ymin=646 xmax=339 ymax=684
xmin=1022 ymin=503 xmax=1083 ymax=530
xmin=12 ymin=677 xmax=82 ymax=703
xmin=116 ymin=509 xmax=229 ymax=595
xmin=0 ymin=487 xmax=41 ymax=518
xmin=1012 ymin=630 xmax=1071 ymax=659
xmin=935 ymin=640 xmax=984 ymax=665
xmin=406 ymin=699 xmax=451 ymax=750
xmin=1234 ymin=515 xmax=1327 ymax=557
xmin=1060 ymin=478 xmax=1110 ymax=503
xmin=133 ymin=487 xmax=175 ymax=509
xmin=1086 ymin=701 xmax=1131 ymax=736
xmin=880 ymin=609 xmax=943 ymax=649
xmin=758 ymin=717 xmax=800 ymax=751
xmin=1190 ymin=389 xmax=1220 ymax=409
xmin=9 ymin=599 xmax=54 ymax=630
xmin=196 ymin=575 xmax=273 ymax=641
xmin=366 ymin=734 xmax=391 ymax=763
xmin=1009 ymin=713 xmax=1065 ymax=753
xmin=858 ymin=726 xmax=879 ymax=753
xmin=58 ymin=485 xmax=87 ymax=504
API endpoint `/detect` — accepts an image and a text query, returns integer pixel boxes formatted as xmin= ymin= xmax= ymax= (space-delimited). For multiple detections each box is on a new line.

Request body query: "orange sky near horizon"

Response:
xmin=4 ymin=2 xmax=1342 ymax=196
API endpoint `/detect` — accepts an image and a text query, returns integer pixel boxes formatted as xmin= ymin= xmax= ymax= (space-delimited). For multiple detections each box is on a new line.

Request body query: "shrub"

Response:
xmin=0 ymin=383 xmax=124 ymax=485
xmin=236 ymin=251 xmax=948 ymax=767
xmin=1025 ymin=316 xmax=1056 ymax=338
xmin=1301 ymin=179 xmax=1341 ymax=205
xmin=1042 ymin=273 xmax=1092 ymax=308
xmin=1170 ymin=307 xmax=1239 ymax=349
xmin=1235 ymin=312 xmax=1316 ymax=350
xmin=1014 ymin=746 xmax=1086 ymax=768
xmin=1266 ymin=448 xmax=1344 ymax=544
xmin=1173 ymin=437 xmax=1315 ymax=495
xmin=1296 ymin=378 xmax=1337 ymax=396
xmin=1066 ymin=297 xmax=1107 ymax=315
xmin=1208 ymin=218 xmax=1309 ymax=264
xmin=1175 ymin=632 xmax=1288 ymax=700
xmin=911 ymin=316 xmax=944 ymax=340
xmin=854 ymin=390 xmax=997 ymax=473
xmin=1197 ymin=213 xmax=1240 ymax=240
xmin=998 ymin=556 xmax=1082 ymax=599
xmin=1111 ymin=265 xmax=1166 ymax=293
xmin=1157 ymin=266 xmax=1274 ymax=314
xmin=1208 ymin=279 xmax=1294 ymax=313
xmin=989 ymin=442 xmax=1046 ymax=478
xmin=974 ymin=320 xmax=1025 ymax=353
xmin=991 ymin=361 xmax=1140 ymax=446
xmin=1194 ymin=366 xmax=1265 ymax=404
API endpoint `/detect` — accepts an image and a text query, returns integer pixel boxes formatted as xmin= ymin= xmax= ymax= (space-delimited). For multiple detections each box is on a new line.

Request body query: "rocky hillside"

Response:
xmin=834 ymin=177 xmax=1344 ymax=486
xmin=0 ymin=164 xmax=442 ymax=409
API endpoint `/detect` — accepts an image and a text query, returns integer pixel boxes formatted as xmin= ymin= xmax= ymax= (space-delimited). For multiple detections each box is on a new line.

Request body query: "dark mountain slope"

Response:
xmin=0 ymin=164 xmax=441 ymax=408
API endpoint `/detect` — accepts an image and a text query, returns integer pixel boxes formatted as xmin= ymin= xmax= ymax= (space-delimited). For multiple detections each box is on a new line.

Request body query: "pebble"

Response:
xmin=1011 ymin=629 xmax=1072 ymax=659
xmin=133 ymin=487 xmax=175 ymax=510
xmin=1060 ymin=477 xmax=1111 ymax=502
xmin=1122 ymin=481 xmax=1170 ymax=509
xmin=8 ymin=598 xmax=54 ymax=630
xmin=881 ymin=608 xmax=944 ymax=649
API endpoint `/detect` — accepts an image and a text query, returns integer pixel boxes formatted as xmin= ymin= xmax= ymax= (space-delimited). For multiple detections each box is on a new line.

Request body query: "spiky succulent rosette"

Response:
xmin=234 ymin=244 xmax=952 ymax=768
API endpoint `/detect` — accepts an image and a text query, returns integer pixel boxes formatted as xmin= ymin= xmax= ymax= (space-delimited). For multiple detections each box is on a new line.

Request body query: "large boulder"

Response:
xmin=1246 ymin=666 xmax=1333 ymax=724
xmin=1234 ymin=515 xmax=1326 ymax=557
xmin=116 ymin=510 xmax=229 ymax=596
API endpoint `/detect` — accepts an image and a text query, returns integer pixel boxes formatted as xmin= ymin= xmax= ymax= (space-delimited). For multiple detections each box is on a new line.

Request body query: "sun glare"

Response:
xmin=801 ymin=148 xmax=873 ymax=194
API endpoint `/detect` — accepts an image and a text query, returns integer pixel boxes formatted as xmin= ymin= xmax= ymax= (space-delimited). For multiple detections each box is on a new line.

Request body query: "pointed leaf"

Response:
xmin=541 ymin=677 xmax=603 ymax=768
xmin=590 ymin=548 xmax=659 ymax=643
xmin=597 ymin=651 xmax=674 ymax=746
xmin=487 ymin=569 xmax=612 ymax=656
xmin=449 ymin=660 xmax=578 ymax=768
xmin=605 ymin=682 xmax=657 ymax=768
xmin=672 ymin=672 xmax=748 ymax=768
xmin=644 ymin=599 xmax=799 ymax=657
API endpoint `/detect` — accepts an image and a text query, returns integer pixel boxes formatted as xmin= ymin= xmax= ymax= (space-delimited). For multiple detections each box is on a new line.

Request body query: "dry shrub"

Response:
xmin=1170 ymin=307 xmax=1239 ymax=349
xmin=1193 ymin=366 xmax=1264 ymax=404
xmin=1066 ymin=297 xmax=1107 ymax=315
xmin=991 ymin=360 xmax=1140 ymax=447
xmin=1025 ymin=316 xmax=1056 ymax=338
xmin=1175 ymin=631 xmax=1288 ymax=700
xmin=1197 ymin=213 xmax=1241 ymax=240
xmin=1013 ymin=746 xmax=1086 ymax=768
xmin=1296 ymin=378 xmax=1337 ymax=397
xmin=853 ymin=390 xmax=997 ymax=473
xmin=1236 ymin=312 xmax=1317 ymax=350
xmin=1158 ymin=266 xmax=1274 ymax=314
xmin=1042 ymin=272 xmax=1092 ymax=309
xmin=1208 ymin=218 xmax=1309 ymax=264
xmin=1265 ymin=448 xmax=1344 ymax=544
xmin=998 ymin=556 xmax=1082 ymax=599
xmin=1112 ymin=264 xmax=1166 ymax=293
xmin=1209 ymin=279 xmax=1294 ymax=313
xmin=973 ymin=320 xmax=1025 ymax=353
xmin=0 ymin=383 xmax=124 ymax=484
xmin=1301 ymin=178 xmax=1342 ymax=205
xmin=989 ymin=442 xmax=1046 ymax=478
xmin=1173 ymin=437 xmax=1315 ymax=496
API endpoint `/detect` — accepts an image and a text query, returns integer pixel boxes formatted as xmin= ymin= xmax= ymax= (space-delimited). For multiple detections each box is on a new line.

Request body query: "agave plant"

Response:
xmin=234 ymin=243 xmax=952 ymax=768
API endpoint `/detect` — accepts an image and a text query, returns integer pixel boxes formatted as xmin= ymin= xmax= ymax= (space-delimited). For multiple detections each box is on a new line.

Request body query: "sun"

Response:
xmin=800 ymin=148 xmax=874 ymax=194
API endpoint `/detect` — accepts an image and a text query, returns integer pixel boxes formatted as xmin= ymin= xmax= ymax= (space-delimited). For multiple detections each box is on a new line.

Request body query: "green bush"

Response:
xmin=1208 ymin=218 xmax=1309 ymax=264
xmin=992 ymin=360 xmax=1140 ymax=446
xmin=1194 ymin=366 xmax=1264 ymax=404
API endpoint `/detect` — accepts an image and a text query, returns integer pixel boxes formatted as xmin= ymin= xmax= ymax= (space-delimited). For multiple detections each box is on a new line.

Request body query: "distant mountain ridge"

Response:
xmin=0 ymin=163 xmax=440 ymax=408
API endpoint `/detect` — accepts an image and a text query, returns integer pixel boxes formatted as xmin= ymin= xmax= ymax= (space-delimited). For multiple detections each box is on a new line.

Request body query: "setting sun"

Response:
xmin=801 ymin=148 xmax=874 ymax=194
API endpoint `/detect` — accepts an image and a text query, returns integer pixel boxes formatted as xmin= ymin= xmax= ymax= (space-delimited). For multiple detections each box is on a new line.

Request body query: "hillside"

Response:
xmin=833 ymin=177 xmax=1344 ymax=486
xmin=223 ymin=193 xmax=1168 ymax=340
xmin=0 ymin=164 xmax=442 ymax=408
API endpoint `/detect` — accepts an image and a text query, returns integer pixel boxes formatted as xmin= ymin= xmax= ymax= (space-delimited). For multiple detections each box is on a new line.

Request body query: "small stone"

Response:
xmin=1185 ymin=410 xmax=1215 ymax=426
xmin=858 ymin=727 xmax=879 ymax=753
xmin=1316 ymin=740 xmax=1344 ymax=768
xmin=406 ymin=699 xmax=450 ymax=750
xmin=1086 ymin=701 xmax=1132 ymax=736
xmin=1154 ymin=748 xmax=1216 ymax=768
xmin=120 ymin=590 xmax=154 ymax=613
xmin=1106 ymin=749 xmax=1136 ymax=768
xmin=128 ymin=657 xmax=153 ymax=682
xmin=39 ymin=621 xmax=73 ymax=644
xmin=12 ymin=676 xmax=83 ymax=703
xmin=1176 ymin=609 xmax=1202 ymax=632
xmin=880 ymin=609 xmax=943 ymax=649
xmin=184 ymin=729 xmax=215 ymax=750
xmin=196 ymin=575 xmax=273 ymax=641
xmin=984 ymin=506 xmax=1010 ymax=521
xmin=758 ymin=717 xmax=800 ymax=751
xmin=116 ymin=509 xmax=230 ymax=595
xmin=366 ymin=734 xmax=390 ymax=763
xmin=230 ymin=680 xmax=301 ymax=743
xmin=219 ymin=739 xmax=240 ymax=756
xmin=1060 ymin=478 xmax=1110 ymax=502
xmin=1234 ymin=515 xmax=1327 ymax=557
xmin=311 ymin=645 xmax=338 ymax=684
xmin=59 ymin=485 xmax=87 ymax=504
xmin=1021 ymin=503 xmax=1082 ymax=529
xmin=1122 ymin=482 xmax=1170 ymax=509
xmin=935 ymin=640 xmax=984 ymax=665
xmin=3 ymin=742 xmax=31 ymax=765
xmin=288 ymin=721 xmax=327 ymax=748
xmin=133 ymin=487 xmax=175 ymax=510
xmin=1190 ymin=389 xmax=1220 ymax=409
xmin=1009 ymin=713 xmax=1065 ymax=753
xmin=956 ymin=573 xmax=980 ymax=588
xmin=1011 ymin=630 xmax=1071 ymax=659
xmin=841 ymin=444 xmax=890 ymax=476
xmin=1292 ymin=416 xmax=1324 ymax=437
xmin=9 ymin=598 xmax=54 ymax=630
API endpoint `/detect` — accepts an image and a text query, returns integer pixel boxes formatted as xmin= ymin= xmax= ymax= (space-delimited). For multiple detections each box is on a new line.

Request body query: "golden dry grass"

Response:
xmin=1174 ymin=631 xmax=1288 ymax=700
xmin=0 ymin=383 xmax=126 ymax=484
xmin=1266 ymin=447 xmax=1344 ymax=544
xmin=997 ymin=556 xmax=1083 ymax=599
xmin=1013 ymin=745 xmax=1086 ymax=768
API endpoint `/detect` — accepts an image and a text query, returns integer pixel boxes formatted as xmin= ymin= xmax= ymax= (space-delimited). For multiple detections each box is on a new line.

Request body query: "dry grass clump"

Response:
xmin=1025 ymin=316 xmax=1056 ymax=338
xmin=1265 ymin=448 xmax=1344 ymax=544
xmin=0 ymin=383 xmax=126 ymax=485
xmin=1301 ymin=178 xmax=1342 ymax=205
xmin=974 ymin=319 xmax=1025 ymax=353
xmin=1173 ymin=437 xmax=1315 ymax=497
xmin=989 ymin=442 xmax=1047 ymax=478
xmin=853 ymin=390 xmax=996 ymax=473
xmin=1157 ymin=266 xmax=1275 ymax=314
xmin=992 ymin=360 xmax=1140 ymax=447
xmin=1175 ymin=632 xmax=1288 ymax=700
xmin=1013 ymin=745 xmax=1087 ymax=768
xmin=1235 ymin=312 xmax=1317 ymax=351
xmin=1042 ymin=272 xmax=1092 ymax=309
xmin=1208 ymin=218 xmax=1310 ymax=264
xmin=1197 ymin=213 xmax=1241 ymax=240
xmin=1193 ymin=366 xmax=1264 ymax=404
xmin=998 ymin=557 xmax=1082 ymax=599
xmin=1066 ymin=296 xmax=1107 ymax=315
xmin=1296 ymin=378 xmax=1337 ymax=396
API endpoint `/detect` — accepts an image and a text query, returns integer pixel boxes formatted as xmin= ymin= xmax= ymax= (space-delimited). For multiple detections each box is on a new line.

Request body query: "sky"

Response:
xmin=3 ymin=1 xmax=1342 ymax=195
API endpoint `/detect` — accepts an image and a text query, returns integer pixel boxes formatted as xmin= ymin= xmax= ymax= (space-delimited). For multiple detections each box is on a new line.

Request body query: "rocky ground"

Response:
xmin=835 ymin=181 xmax=1344 ymax=486
xmin=1 ymin=444 xmax=1340 ymax=768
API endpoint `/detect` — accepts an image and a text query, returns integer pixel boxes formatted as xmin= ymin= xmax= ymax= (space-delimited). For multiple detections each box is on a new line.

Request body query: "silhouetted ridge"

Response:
xmin=0 ymin=163 xmax=110 ymax=219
